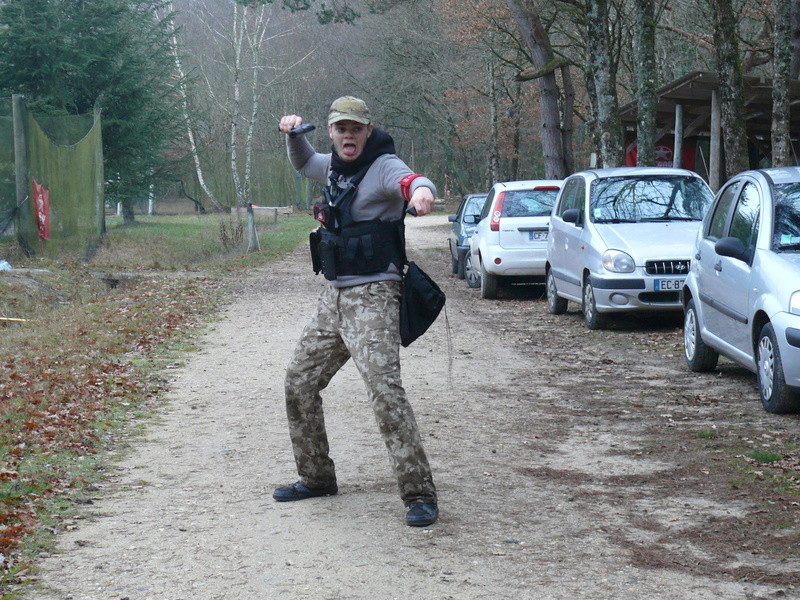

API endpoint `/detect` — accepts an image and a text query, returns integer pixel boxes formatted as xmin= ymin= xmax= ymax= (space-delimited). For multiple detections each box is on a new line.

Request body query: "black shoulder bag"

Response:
xmin=399 ymin=207 xmax=446 ymax=347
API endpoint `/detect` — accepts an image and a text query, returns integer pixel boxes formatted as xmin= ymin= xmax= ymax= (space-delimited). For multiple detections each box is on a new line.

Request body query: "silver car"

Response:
xmin=683 ymin=167 xmax=800 ymax=414
xmin=546 ymin=167 xmax=714 ymax=329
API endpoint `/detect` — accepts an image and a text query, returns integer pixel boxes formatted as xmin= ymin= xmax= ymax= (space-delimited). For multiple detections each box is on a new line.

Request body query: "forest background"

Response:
xmin=2 ymin=0 xmax=800 ymax=591
xmin=0 ymin=0 xmax=797 ymax=220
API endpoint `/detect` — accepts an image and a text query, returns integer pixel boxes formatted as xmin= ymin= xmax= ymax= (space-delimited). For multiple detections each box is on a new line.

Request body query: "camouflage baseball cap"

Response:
xmin=328 ymin=96 xmax=372 ymax=125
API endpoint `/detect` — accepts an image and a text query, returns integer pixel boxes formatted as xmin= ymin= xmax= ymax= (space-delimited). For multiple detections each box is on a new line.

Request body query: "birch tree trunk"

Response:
xmin=634 ymin=0 xmax=657 ymax=166
xmin=586 ymin=0 xmax=623 ymax=168
xmin=773 ymin=0 xmax=792 ymax=167
xmin=709 ymin=0 xmax=749 ymax=178
xmin=226 ymin=3 xmax=260 ymax=252
xmin=505 ymin=0 xmax=567 ymax=179
xmin=162 ymin=1 xmax=223 ymax=212
xmin=244 ymin=5 xmax=269 ymax=204
xmin=230 ymin=3 xmax=245 ymax=211
xmin=243 ymin=5 xmax=270 ymax=252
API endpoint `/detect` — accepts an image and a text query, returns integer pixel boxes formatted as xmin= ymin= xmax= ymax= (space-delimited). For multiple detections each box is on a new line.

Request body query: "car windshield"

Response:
xmin=590 ymin=176 xmax=713 ymax=223
xmin=502 ymin=189 xmax=558 ymax=218
xmin=464 ymin=195 xmax=486 ymax=217
xmin=772 ymin=182 xmax=800 ymax=251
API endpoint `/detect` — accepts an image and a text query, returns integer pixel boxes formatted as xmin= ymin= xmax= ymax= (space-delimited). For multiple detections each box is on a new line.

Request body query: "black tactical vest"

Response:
xmin=309 ymin=167 xmax=406 ymax=281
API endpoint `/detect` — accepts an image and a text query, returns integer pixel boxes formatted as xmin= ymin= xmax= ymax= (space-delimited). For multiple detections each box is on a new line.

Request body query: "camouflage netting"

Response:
xmin=17 ymin=102 xmax=104 ymax=257
xmin=0 ymin=99 xmax=15 ymax=237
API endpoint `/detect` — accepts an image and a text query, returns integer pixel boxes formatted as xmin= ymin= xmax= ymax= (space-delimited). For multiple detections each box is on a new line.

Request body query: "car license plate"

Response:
xmin=528 ymin=231 xmax=548 ymax=241
xmin=654 ymin=278 xmax=682 ymax=291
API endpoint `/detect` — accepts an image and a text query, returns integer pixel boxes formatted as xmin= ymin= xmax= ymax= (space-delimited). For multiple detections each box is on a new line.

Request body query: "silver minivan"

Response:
xmin=546 ymin=167 xmax=714 ymax=329
xmin=683 ymin=167 xmax=800 ymax=414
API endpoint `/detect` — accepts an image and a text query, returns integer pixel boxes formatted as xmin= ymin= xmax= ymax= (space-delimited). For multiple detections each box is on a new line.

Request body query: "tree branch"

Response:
xmin=515 ymin=57 xmax=571 ymax=81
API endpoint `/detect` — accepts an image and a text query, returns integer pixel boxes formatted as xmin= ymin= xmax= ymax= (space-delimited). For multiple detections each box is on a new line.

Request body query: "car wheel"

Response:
xmin=582 ymin=279 xmax=607 ymax=330
xmin=546 ymin=270 xmax=568 ymax=315
xmin=456 ymin=254 xmax=466 ymax=279
xmin=464 ymin=253 xmax=481 ymax=288
xmin=757 ymin=323 xmax=800 ymax=414
xmin=480 ymin=259 xmax=500 ymax=299
xmin=683 ymin=298 xmax=719 ymax=372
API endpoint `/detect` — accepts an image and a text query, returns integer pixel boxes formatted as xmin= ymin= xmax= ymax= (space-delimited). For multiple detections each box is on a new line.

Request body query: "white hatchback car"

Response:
xmin=683 ymin=167 xmax=800 ymax=414
xmin=467 ymin=179 xmax=562 ymax=299
xmin=546 ymin=167 xmax=714 ymax=329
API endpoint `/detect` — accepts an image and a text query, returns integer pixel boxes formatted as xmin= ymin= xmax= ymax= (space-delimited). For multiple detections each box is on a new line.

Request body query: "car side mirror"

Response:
xmin=463 ymin=214 xmax=479 ymax=224
xmin=715 ymin=236 xmax=752 ymax=263
xmin=448 ymin=214 xmax=457 ymax=222
xmin=562 ymin=208 xmax=582 ymax=226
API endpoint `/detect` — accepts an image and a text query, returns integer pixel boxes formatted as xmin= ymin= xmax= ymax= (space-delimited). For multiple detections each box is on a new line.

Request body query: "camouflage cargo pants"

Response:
xmin=283 ymin=280 xmax=437 ymax=504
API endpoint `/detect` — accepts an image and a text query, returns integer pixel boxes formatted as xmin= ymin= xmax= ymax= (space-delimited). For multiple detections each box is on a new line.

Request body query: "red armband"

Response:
xmin=399 ymin=174 xmax=424 ymax=201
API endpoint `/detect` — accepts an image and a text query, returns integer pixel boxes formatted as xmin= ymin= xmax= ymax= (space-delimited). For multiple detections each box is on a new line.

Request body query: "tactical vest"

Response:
xmin=309 ymin=166 xmax=406 ymax=281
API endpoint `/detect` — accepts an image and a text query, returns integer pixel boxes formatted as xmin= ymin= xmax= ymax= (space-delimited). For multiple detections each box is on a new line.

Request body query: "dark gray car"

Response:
xmin=448 ymin=193 xmax=487 ymax=279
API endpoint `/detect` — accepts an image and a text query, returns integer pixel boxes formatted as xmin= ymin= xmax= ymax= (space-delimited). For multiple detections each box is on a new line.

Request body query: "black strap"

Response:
xmin=400 ymin=200 xmax=410 ymax=269
xmin=326 ymin=164 xmax=372 ymax=231
xmin=327 ymin=163 xmax=371 ymax=202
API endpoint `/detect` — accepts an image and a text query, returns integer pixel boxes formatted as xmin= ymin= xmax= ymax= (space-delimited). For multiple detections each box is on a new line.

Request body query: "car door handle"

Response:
xmin=695 ymin=252 xmax=701 ymax=260
xmin=714 ymin=261 xmax=722 ymax=272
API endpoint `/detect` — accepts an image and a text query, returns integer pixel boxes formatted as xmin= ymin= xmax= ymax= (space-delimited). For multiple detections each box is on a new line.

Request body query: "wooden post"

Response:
xmin=673 ymin=104 xmax=684 ymax=168
xmin=93 ymin=103 xmax=106 ymax=235
xmin=710 ymin=90 xmax=721 ymax=192
xmin=12 ymin=94 xmax=34 ymax=254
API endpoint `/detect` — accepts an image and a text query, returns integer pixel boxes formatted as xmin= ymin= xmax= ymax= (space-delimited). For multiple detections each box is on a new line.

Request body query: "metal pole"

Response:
xmin=710 ymin=90 xmax=721 ymax=192
xmin=672 ymin=104 xmax=684 ymax=168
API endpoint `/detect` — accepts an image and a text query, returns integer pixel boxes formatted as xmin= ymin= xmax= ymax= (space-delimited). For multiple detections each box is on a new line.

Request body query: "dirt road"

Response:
xmin=24 ymin=215 xmax=799 ymax=599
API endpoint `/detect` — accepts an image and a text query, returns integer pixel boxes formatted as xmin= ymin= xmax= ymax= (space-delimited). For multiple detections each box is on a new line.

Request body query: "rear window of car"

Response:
xmin=773 ymin=182 xmax=800 ymax=250
xmin=590 ymin=176 xmax=713 ymax=223
xmin=502 ymin=189 xmax=559 ymax=218
xmin=463 ymin=196 xmax=486 ymax=216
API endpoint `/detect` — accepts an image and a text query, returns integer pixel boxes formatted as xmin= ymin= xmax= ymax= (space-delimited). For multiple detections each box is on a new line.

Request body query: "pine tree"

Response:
xmin=0 ymin=0 xmax=184 ymax=220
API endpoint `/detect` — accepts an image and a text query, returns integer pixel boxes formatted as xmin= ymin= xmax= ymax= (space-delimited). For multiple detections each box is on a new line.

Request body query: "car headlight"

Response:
xmin=602 ymin=250 xmax=635 ymax=273
xmin=790 ymin=291 xmax=800 ymax=316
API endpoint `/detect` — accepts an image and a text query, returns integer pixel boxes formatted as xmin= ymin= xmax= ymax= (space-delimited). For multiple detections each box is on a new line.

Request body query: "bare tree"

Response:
xmin=586 ymin=0 xmax=623 ymax=167
xmin=162 ymin=0 xmax=224 ymax=212
xmin=792 ymin=0 xmax=800 ymax=78
xmin=506 ymin=0 xmax=572 ymax=178
xmin=709 ymin=0 xmax=749 ymax=178
xmin=634 ymin=0 xmax=657 ymax=166
xmin=487 ymin=61 xmax=501 ymax=183
xmin=773 ymin=0 xmax=792 ymax=167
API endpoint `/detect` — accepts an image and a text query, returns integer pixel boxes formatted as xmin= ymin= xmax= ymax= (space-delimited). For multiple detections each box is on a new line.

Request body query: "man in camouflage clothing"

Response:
xmin=273 ymin=97 xmax=439 ymax=527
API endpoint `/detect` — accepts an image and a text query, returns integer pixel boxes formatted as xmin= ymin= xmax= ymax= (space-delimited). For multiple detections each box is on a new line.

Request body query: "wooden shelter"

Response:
xmin=618 ymin=70 xmax=800 ymax=190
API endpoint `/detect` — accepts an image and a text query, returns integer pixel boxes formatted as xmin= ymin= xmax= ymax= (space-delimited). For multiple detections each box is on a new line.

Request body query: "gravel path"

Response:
xmin=23 ymin=215 xmax=798 ymax=600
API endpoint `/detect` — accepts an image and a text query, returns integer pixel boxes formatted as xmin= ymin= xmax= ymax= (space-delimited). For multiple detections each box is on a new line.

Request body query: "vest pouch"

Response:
xmin=317 ymin=228 xmax=339 ymax=281
xmin=336 ymin=221 xmax=401 ymax=276
xmin=309 ymin=228 xmax=323 ymax=275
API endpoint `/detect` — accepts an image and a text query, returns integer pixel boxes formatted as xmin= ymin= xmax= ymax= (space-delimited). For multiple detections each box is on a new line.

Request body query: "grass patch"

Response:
xmin=696 ymin=429 xmax=718 ymax=439
xmin=94 ymin=212 xmax=315 ymax=270
xmin=746 ymin=450 xmax=783 ymax=463
xmin=0 ymin=212 xmax=314 ymax=594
